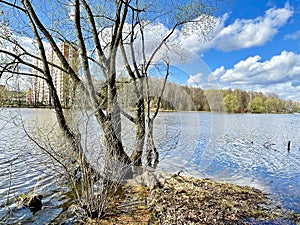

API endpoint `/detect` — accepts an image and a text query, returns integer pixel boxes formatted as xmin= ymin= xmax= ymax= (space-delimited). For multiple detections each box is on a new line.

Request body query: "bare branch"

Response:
xmin=81 ymin=0 xmax=107 ymax=64
xmin=120 ymin=0 xmax=145 ymax=12
xmin=22 ymin=0 xmax=81 ymax=84
xmin=152 ymin=62 xmax=170 ymax=120
xmin=0 ymin=0 xmax=25 ymax=12
xmin=120 ymin=39 xmax=136 ymax=79
xmin=120 ymin=108 xmax=136 ymax=123
xmin=0 ymin=49 xmax=44 ymax=74
xmin=145 ymin=21 xmax=184 ymax=71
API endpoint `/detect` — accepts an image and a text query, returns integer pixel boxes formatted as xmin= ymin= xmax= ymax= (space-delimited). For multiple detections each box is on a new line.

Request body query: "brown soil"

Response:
xmin=148 ymin=174 xmax=284 ymax=224
xmin=88 ymin=173 xmax=298 ymax=225
xmin=86 ymin=182 xmax=150 ymax=225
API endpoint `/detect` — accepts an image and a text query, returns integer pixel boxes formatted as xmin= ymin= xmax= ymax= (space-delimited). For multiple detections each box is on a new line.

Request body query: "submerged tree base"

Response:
xmin=89 ymin=172 xmax=299 ymax=225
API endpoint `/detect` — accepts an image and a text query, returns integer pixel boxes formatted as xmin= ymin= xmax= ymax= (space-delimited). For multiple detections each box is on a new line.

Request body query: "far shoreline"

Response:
xmin=1 ymin=105 xmax=298 ymax=114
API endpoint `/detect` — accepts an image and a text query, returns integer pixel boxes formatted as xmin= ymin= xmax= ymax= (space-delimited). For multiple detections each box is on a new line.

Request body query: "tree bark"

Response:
xmin=22 ymin=0 xmax=92 ymax=168
xmin=130 ymin=81 xmax=146 ymax=167
xmin=146 ymin=118 xmax=159 ymax=168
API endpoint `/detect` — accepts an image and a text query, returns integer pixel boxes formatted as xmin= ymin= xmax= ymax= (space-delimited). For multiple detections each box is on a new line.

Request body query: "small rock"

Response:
xmin=23 ymin=194 xmax=43 ymax=211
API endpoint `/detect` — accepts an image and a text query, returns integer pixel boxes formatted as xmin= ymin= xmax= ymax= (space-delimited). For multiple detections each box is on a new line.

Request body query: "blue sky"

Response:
xmin=173 ymin=0 xmax=300 ymax=101
xmin=1 ymin=0 xmax=300 ymax=101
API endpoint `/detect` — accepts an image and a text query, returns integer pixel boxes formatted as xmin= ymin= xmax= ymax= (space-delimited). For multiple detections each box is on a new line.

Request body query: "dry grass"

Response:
xmin=86 ymin=174 xmax=299 ymax=225
xmin=149 ymin=174 xmax=282 ymax=224
xmin=86 ymin=181 xmax=150 ymax=225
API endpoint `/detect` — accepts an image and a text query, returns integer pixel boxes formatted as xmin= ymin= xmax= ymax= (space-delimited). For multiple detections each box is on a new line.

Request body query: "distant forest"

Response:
xmin=1 ymin=80 xmax=300 ymax=113
xmin=159 ymin=83 xmax=300 ymax=113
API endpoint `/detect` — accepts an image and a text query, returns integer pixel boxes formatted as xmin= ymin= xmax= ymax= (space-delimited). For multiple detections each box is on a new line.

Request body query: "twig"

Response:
xmin=6 ymin=161 xmax=13 ymax=206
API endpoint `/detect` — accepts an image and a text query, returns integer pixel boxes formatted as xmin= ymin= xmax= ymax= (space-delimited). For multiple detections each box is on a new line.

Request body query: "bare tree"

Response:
xmin=0 ymin=0 xmax=217 ymax=219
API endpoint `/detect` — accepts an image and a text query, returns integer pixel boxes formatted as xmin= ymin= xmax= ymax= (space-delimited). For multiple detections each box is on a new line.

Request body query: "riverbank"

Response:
xmin=1 ymin=105 xmax=299 ymax=114
xmin=87 ymin=172 xmax=299 ymax=224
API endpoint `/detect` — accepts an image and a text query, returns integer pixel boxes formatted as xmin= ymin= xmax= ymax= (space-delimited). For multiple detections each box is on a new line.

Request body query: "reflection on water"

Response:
xmin=0 ymin=109 xmax=300 ymax=223
xmin=155 ymin=112 xmax=300 ymax=214
xmin=0 ymin=108 xmax=68 ymax=224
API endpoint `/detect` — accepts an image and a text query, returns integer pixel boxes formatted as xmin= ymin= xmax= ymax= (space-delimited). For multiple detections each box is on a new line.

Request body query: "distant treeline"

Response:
xmin=142 ymin=80 xmax=300 ymax=113
xmin=0 ymin=85 xmax=29 ymax=107
xmin=2 ymin=80 xmax=300 ymax=113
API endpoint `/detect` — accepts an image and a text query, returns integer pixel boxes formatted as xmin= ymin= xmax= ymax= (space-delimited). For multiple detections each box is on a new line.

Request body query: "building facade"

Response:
xmin=28 ymin=42 xmax=79 ymax=107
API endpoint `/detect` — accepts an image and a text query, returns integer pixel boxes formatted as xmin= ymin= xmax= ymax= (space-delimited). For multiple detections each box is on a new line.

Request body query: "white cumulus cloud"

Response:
xmin=207 ymin=66 xmax=225 ymax=82
xmin=179 ymin=4 xmax=293 ymax=53
xmin=208 ymin=51 xmax=300 ymax=100
xmin=219 ymin=51 xmax=300 ymax=85
xmin=284 ymin=30 xmax=300 ymax=40
xmin=187 ymin=73 xmax=203 ymax=86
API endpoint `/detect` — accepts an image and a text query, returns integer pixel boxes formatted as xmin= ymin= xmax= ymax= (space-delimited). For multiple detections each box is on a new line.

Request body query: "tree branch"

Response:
xmin=22 ymin=0 xmax=81 ymax=85
xmin=0 ymin=0 xmax=25 ymax=12
xmin=120 ymin=0 xmax=145 ymax=12
xmin=145 ymin=21 xmax=184 ymax=71
xmin=120 ymin=108 xmax=136 ymax=123
xmin=0 ymin=49 xmax=44 ymax=74
xmin=152 ymin=62 xmax=169 ymax=120
xmin=81 ymin=0 xmax=107 ymax=65
xmin=74 ymin=0 xmax=106 ymax=121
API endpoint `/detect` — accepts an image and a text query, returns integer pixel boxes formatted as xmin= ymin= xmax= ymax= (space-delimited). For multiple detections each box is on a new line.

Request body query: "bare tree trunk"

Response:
xmin=146 ymin=118 xmax=159 ymax=168
xmin=130 ymin=80 xmax=146 ymax=168
xmin=100 ymin=119 xmax=131 ymax=165
xmin=131 ymin=100 xmax=145 ymax=166
xmin=22 ymin=0 xmax=93 ymax=172
xmin=145 ymin=63 xmax=169 ymax=167
xmin=96 ymin=115 xmax=133 ymax=179
xmin=74 ymin=0 xmax=131 ymax=168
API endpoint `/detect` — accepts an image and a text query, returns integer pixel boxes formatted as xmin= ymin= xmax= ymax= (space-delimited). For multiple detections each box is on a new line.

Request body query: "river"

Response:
xmin=0 ymin=108 xmax=300 ymax=223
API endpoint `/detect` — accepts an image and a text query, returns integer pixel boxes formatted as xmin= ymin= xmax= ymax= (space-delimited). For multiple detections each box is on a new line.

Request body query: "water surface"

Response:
xmin=155 ymin=112 xmax=300 ymax=214
xmin=0 ymin=109 xmax=299 ymax=223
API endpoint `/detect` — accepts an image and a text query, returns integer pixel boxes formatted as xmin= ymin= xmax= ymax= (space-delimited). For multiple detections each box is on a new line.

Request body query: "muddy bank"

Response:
xmin=92 ymin=172 xmax=299 ymax=224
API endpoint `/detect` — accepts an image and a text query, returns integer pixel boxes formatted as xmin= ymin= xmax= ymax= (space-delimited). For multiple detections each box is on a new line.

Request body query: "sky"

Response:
xmin=173 ymin=0 xmax=300 ymax=101
xmin=1 ymin=0 xmax=300 ymax=101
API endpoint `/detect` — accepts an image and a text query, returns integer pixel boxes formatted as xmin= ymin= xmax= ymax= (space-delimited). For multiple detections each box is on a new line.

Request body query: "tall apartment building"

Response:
xmin=28 ymin=42 xmax=79 ymax=107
